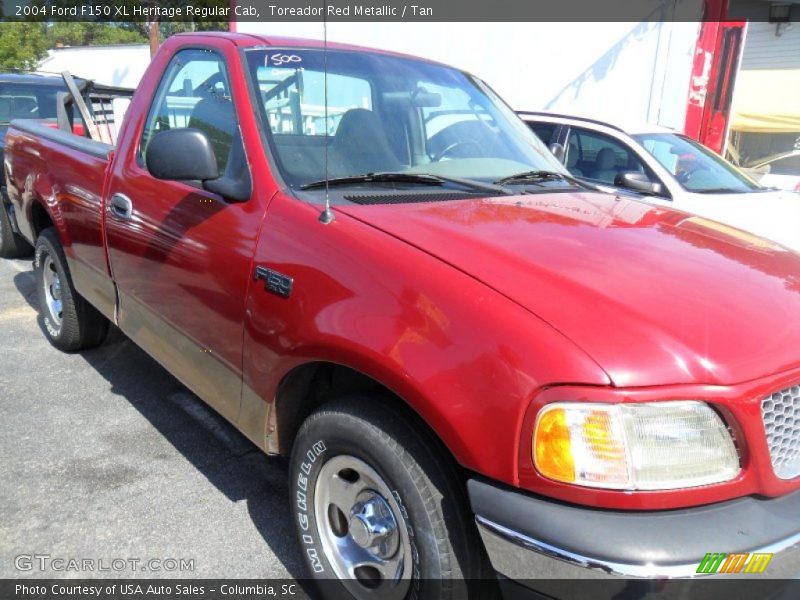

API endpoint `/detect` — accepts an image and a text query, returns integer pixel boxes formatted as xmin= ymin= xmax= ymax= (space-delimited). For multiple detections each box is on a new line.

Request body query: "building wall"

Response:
xmin=729 ymin=0 xmax=800 ymax=70
xmin=37 ymin=44 xmax=150 ymax=88
xmin=33 ymin=11 xmax=707 ymax=132
xmin=237 ymin=14 xmax=702 ymax=131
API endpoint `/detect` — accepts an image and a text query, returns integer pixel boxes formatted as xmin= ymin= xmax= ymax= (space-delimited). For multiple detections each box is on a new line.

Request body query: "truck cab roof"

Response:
xmin=172 ymin=31 xmax=448 ymax=66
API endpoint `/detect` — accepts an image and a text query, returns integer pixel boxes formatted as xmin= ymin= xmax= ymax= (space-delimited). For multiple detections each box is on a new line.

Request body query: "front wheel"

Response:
xmin=290 ymin=397 xmax=494 ymax=600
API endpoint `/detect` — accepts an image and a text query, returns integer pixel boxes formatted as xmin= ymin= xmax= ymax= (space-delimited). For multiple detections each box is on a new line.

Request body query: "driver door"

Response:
xmin=104 ymin=48 xmax=261 ymax=422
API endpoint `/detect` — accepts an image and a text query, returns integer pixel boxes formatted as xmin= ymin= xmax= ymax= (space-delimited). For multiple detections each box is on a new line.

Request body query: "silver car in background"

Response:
xmin=521 ymin=111 xmax=800 ymax=253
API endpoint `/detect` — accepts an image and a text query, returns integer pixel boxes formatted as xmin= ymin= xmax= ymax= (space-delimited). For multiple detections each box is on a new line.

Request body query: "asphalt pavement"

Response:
xmin=0 ymin=256 xmax=304 ymax=579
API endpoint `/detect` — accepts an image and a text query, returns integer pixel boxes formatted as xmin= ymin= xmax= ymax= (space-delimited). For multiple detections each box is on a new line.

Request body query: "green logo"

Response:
xmin=696 ymin=552 xmax=773 ymax=574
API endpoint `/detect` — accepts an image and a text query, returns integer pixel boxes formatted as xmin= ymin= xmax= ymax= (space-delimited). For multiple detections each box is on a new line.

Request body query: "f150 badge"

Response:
xmin=255 ymin=266 xmax=293 ymax=299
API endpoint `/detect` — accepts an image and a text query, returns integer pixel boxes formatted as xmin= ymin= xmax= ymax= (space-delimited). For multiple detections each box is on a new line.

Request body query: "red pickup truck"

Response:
xmin=4 ymin=32 xmax=800 ymax=597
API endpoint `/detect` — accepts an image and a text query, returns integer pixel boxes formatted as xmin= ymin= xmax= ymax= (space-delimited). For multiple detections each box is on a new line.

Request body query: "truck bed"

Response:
xmin=11 ymin=118 xmax=114 ymax=159
xmin=5 ymin=118 xmax=117 ymax=318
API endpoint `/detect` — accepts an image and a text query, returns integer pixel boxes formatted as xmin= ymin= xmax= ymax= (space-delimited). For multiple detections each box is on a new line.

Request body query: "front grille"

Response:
xmin=762 ymin=385 xmax=800 ymax=479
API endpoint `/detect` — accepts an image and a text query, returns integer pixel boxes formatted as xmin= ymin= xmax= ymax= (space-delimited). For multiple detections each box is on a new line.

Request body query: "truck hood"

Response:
xmin=680 ymin=189 xmax=800 ymax=254
xmin=340 ymin=191 xmax=800 ymax=387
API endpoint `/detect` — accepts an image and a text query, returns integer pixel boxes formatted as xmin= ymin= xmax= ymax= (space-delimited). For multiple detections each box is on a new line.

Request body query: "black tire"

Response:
xmin=34 ymin=228 xmax=109 ymax=352
xmin=290 ymin=396 xmax=496 ymax=600
xmin=0 ymin=199 xmax=33 ymax=258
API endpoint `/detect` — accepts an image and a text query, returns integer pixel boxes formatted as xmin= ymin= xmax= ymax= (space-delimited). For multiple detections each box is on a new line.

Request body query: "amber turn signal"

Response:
xmin=533 ymin=407 xmax=576 ymax=483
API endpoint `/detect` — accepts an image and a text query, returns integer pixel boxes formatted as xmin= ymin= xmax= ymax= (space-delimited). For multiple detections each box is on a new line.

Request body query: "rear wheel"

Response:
xmin=290 ymin=396 xmax=495 ymax=600
xmin=0 ymin=200 xmax=33 ymax=258
xmin=34 ymin=228 xmax=109 ymax=351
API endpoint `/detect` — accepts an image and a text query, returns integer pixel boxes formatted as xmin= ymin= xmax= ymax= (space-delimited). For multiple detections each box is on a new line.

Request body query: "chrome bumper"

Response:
xmin=468 ymin=479 xmax=800 ymax=582
xmin=476 ymin=515 xmax=800 ymax=580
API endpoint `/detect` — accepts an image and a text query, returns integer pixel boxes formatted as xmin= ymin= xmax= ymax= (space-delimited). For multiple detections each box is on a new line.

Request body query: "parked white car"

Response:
xmin=520 ymin=111 xmax=800 ymax=252
xmin=745 ymin=150 xmax=800 ymax=193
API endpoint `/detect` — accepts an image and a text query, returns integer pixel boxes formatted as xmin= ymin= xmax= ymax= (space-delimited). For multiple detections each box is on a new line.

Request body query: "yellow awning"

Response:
xmin=730 ymin=69 xmax=800 ymax=133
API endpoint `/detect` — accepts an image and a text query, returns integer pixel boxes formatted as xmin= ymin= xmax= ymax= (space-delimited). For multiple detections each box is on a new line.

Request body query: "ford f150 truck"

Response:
xmin=4 ymin=33 xmax=800 ymax=599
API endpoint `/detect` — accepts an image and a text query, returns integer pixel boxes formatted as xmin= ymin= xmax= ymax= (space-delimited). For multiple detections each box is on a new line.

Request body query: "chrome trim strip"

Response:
xmin=476 ymin=515 xmax=800 ymax=579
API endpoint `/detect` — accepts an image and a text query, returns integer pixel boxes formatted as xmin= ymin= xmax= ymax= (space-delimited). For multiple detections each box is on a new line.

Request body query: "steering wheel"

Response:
xmin=677 ymin=164 xmax=709 ymax=184
xmin=431 ymin=140 xmax=483 ymax=162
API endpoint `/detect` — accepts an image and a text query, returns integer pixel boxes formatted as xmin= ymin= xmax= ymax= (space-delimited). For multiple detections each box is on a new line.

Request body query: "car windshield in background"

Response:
xmin=634 ymin=133 xmax=762 ymax=194
xmin=756 ymin=152 xmax=800 ymax=175
xmin=0 ymin=84 xmax=59 ymax=126
xmin=244 ymin=48 xmax=566 ymax=190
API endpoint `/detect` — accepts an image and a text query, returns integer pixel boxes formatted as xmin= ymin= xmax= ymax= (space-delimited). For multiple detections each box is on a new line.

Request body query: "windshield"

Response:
xmin=634 ymin=133 xmax=762 ymax=194
xmin=244 ymin=48 xmax=565 ymax=189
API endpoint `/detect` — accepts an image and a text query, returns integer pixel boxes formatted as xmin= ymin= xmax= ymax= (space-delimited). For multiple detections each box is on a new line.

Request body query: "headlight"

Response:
xmin=533 ymin=401 xmax=740 ymax=490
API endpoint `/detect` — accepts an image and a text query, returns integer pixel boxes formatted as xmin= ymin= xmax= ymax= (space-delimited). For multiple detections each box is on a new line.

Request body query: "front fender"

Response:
xmin=241 ymin=194 xmax=610 ymax=486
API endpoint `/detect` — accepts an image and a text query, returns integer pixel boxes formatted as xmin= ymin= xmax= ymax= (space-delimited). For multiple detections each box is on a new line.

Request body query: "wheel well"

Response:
xmin=274 ymin=363 xmax=386 ymax=455
xmin=30 ymin=201 xmax=53 ymax=239
xmin=273 ymin=362 xmax=453 ymax=464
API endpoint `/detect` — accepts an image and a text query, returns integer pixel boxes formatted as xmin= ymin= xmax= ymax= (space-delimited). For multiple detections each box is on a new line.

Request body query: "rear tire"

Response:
xmin=34 ymin=228 xmax=109 ymax=352
xmin=290 ymin=396 xmax=496 ymax=600
xmin=0 ymin=200 xmax=33 ymax=258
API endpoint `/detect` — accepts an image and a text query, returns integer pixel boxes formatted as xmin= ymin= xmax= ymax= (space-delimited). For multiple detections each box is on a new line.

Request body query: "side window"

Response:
xmin=566 ymin=127 xmax=649 ymax=184
xmin=140 ymin=49 xmax=236 ymax=176
xmin=769 ymin=155 xmax=800 ymax=176
xmin=529 ymin=122 xmax=556 ymax=146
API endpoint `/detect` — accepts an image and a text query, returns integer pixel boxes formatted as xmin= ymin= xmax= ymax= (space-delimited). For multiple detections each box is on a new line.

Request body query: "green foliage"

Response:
xmin=0 ymin=19 xmax=229 ymax=73
xmin=0 ymin=23 xmax=50 ymax=72
xmin=48 ymin=23 xmax=146 ymax=47
xmin=123 ymin=21 xmax=229 ymax=39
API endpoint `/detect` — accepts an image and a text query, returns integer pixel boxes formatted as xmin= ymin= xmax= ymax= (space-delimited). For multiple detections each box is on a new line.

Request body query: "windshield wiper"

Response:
xmin=494 ymin=170 xmax=590 ymax=189
xmin=301 ymin=172 xmax=512 ymax=195
xmin=694 ymin=187 xmax=742 ymax=194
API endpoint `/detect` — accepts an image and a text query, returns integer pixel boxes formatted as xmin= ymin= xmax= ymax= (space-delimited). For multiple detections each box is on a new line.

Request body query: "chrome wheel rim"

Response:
xmin=314 ymin=455 xmax=412 ymax=599
xmin=42 ymin=254 xmax=63 ymax=331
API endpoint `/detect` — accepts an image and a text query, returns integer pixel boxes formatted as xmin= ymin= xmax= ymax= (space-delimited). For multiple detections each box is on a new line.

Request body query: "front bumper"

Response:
xmin=469 ymin=479 xmax=800 ymax=584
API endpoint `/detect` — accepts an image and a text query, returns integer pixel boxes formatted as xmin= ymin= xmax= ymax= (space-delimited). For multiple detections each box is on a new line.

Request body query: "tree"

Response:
xmin=0 ymin=18 xmax=229 ymax=73
xmin=47 ymin=23 xmax=146 ymax=47
xmin=0 ymin=23 xmax=50 ymax=72
xmin=123 ymin=21 xmax=229 ymax=41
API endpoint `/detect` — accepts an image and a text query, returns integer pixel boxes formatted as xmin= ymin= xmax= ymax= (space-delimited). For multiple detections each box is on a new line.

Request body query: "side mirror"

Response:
xmin=549 ymin=142 xmax=566 ymax=164
xmin=145 ymin=128 xmax=218 ymax=181
xmin=614 ymin=171 xmax=664 ymax=196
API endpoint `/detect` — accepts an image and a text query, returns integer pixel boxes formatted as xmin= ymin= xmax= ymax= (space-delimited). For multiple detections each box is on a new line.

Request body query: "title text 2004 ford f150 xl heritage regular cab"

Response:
xmin=4 ymin=32 xmax=800 ymax=599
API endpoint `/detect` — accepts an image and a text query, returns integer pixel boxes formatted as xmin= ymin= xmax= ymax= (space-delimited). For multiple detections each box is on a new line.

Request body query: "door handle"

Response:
xmin=109 ymin=193 xmax=133 ymax=220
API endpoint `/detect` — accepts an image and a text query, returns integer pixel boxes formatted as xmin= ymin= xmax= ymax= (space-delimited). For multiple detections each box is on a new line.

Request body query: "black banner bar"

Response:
xmin=3 ymin=579 xmax=800 ymax=600
xmin=1 ymin=0 xmax=799 ymax=23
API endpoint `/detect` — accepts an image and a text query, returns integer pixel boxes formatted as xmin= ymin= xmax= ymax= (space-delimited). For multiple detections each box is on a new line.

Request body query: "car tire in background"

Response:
xmin=290 ymin=395 xmax=497 ymax=600
xmin=0 ymin=200 xmax=33 ymax=258
xmin=34 ymin=227 xmax=109 ymax=352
